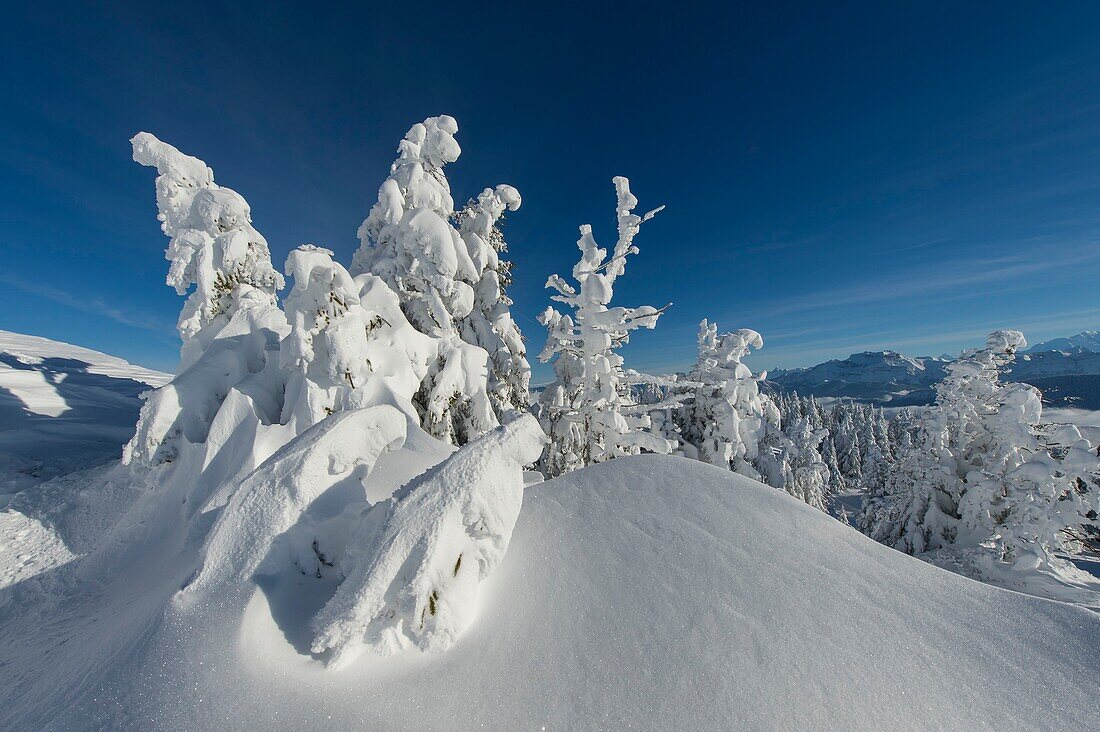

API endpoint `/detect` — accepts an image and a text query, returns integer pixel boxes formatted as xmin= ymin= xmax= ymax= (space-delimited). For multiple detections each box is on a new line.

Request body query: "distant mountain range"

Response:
xmin=1027 ymin=330 xmax=1100 ymax=354
xmin=766 ymin=330 xmax=1100 ymax=409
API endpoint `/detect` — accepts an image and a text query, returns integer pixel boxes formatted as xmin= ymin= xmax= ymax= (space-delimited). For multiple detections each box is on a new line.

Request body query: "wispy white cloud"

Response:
xmin=0 ymin=273 xmax=173 ymax=335
xmin=732 ymin=246 xmax=1100 ymax=324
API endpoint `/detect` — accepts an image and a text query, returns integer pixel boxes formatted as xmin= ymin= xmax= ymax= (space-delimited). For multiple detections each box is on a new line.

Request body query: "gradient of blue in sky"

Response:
xmin=1 ymin=1 xmax=1099 ymax=379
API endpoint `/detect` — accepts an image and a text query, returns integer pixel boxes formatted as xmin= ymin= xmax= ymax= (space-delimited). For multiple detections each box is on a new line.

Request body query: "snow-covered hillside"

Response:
xmin=2 ymin=118 xmax=1096 ymax=730
xmin=1 ymin=456 xmax=1096 ymax=729
xmin=1006 ymin=350 xmax=1100 ymax=409
xmin=0 ymin=330 xmax=168 ymax=494
xmin=1009 ymin=348 xmax=1100 ymax=378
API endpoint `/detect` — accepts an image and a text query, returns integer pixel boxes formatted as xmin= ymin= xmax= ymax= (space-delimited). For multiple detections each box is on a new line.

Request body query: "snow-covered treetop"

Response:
xmin=455 ymin=185 xmax=530 ymax=417
xmin=602 ymin=177 xmax=664 ymax=284
xmin=281 ymin=245 xmax=362 ymax=376
xmin=545 ymin=177 xmax=664 ymax=316
xmin=542 ymin=177 xmax=666 ymax=348
xmin=938 ymin=329 xmax=1039 ymax=433
xmin=984 ymin=329 xmax=1027 ymax=355
xmin=457 ymin=185 xmax=522 ymax=277
xmin=131 ymin=133 xmax=284 ymax=347
xmin=695 ymin=320 xmax=764 ymax=381
xmin=350 ymin=116 xmax=478 ymax=338
xmin=352 ymin=115 xmax=462 ymax=267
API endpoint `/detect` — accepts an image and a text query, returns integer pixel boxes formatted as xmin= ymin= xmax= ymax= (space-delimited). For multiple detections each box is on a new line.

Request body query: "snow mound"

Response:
xmin=189 ymin=405 xmax=408 ymax=592
xmin=0 ymin=330 xmax=168 ymax=493
xmin=5 ymin=456 xmax=1094 ymax=729
xmin=310 ymin=414 xmax=546 ymax=666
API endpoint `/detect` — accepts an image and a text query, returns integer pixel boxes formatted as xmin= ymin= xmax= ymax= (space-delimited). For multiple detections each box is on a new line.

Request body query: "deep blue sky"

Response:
xmin=2 ymin=2 xmax=1099 ymax=378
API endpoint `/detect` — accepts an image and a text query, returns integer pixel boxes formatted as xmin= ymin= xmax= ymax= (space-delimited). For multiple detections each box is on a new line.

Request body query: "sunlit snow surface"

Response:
xmin=0 ymin=331 xmax=168 ymax=587
xmin=1 ymin=456 xmax=1096 ymax=729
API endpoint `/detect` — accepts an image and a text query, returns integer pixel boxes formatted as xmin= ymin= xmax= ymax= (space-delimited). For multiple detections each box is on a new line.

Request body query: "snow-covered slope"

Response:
xmin=2 ymin=456 xmax=1095 ymax=729
xmin=767 ymin=350 xmax=949 ymax=405
xmin=0 ymin=331 xmax=169 ymax=493
xmin=1028 ymin=330 xmax=1100 ymax=354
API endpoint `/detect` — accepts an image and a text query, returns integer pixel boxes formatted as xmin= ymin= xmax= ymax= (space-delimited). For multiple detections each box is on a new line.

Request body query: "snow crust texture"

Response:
xmin=0 ymin=509 xmax=76 ymax=589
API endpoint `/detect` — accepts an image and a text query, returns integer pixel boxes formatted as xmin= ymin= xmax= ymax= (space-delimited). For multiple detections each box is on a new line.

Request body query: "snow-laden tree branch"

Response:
xmin=131 ymin=133 xmax=284 ymax=366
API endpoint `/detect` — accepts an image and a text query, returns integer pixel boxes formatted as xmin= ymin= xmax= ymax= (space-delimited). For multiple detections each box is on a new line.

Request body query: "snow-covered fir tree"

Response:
xmin=680 ymin=321 xmax=782 ymax=481
xmin=350 ymin=115 xmax=471 ymax=328
xmin=860 ymin=442 xmax=889 ymax=495
xmin=870 ymin=405 xmax=893 ymax=459
xmin=130 ymin=132 xmax=284 ymax=369
xmin=125 ymin=133 xmax=289 ymax=468
xmin=536 ymin=177 xmax=672 ymax=477
xmin=860 ymin=330 xmax=1100 ymax=580
xmin=831 ymin=407 xmax=863 ymax=489
xmin=350 ymin=116 xmax=504 ymax=445
xmin=988 ymin=422 xmax=1100 ymax=572
xmin=820 ymin=434 xmax=845 ymax=493
xmin=780 ymin=416 xmax=830 ymax=511
xmin=453 ymin=185 xmax=531 ymax=418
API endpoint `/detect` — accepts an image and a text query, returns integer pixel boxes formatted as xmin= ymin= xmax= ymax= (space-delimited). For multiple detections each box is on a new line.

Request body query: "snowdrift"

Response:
xmin=2 ymin=456 xmax=1096 ymax=729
